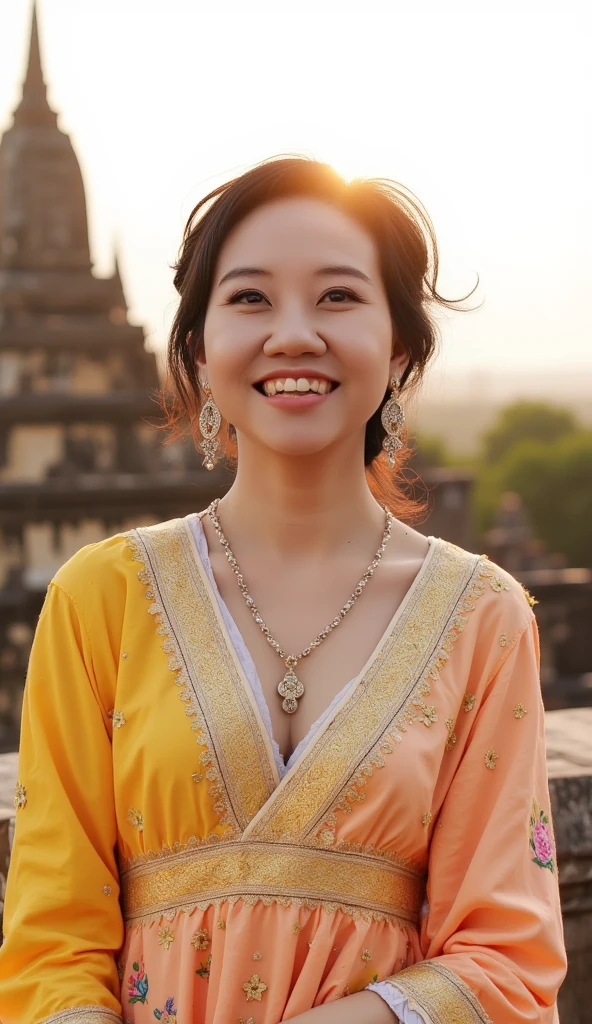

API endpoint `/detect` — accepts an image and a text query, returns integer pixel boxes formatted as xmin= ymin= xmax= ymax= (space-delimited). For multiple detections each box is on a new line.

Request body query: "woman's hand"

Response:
xmin=286 ymin=989 xmax=398 ymax=1022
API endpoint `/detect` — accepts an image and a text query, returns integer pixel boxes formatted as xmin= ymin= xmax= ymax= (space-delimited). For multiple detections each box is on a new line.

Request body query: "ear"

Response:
xmin=192 ymin=332 xmax=208 ymax=381
xmin=389 ymin=336 xmax=410 ymax=384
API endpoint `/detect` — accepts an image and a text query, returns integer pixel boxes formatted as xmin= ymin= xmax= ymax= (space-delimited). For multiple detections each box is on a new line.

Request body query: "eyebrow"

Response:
xmin=217 ymin=264 xmax=372 ymax=287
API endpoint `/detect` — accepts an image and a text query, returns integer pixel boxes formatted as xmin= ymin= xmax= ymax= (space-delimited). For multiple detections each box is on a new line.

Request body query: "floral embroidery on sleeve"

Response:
xmin=484 ymin=748 xmax=499 ymax=770
xmin=127 ymin=807 xmax=144 ymax=830
xmin=529 ymin=799 xmax=555 ymax=872
xmin=490 ymin=577 xmax=510 ymax=592
xmin=128 ymin=958 xmax=149 ymax=1003
xmin=444 ymin=716 xmax=457 ymax=750
xmin=13 ymin=782 xmax=27 ymax=809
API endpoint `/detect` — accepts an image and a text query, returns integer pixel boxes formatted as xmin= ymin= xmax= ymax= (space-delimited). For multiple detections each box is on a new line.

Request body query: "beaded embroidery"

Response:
xmin=158 ymin=926 xmax=175 ymax=950
xmin=445 ymin=717 xmax=457 ymax=750
xmin=243 ymin=975 xmax=267 ymax=1001
xmin=191 ymin=928 xmax=211 ymax=950
xmin=13 ymin=781 xmax=26 ymax=809
xmin=127 ymin=807 xmax=144 ymax=831
xmin=514 ymin=703 xmax=527 ymax=719
xmin=484 ymin=749 xmax=499 ymax=770
xmin=490 ymin=578 xmax=510 ymax=592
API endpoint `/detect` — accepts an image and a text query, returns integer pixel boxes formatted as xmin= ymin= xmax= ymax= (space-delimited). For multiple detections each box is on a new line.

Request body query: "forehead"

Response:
xmin=216 ymin=196 xmax=379 ymax=276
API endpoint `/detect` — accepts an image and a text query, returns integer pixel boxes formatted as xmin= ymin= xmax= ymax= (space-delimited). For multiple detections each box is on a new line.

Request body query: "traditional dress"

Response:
xmin=0 ymin=512 xmax=566 ymax=1024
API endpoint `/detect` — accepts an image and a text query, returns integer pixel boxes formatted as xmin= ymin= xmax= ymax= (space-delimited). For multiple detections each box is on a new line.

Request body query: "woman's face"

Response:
xmin=201 ymin=196 xmax=408 ymax=462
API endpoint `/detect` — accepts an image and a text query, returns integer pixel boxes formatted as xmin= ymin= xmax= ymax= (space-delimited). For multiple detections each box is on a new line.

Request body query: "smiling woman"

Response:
xmin=0 ymin=157 xmax=566 ymax=1024
xmin=165 ymin=157 xmax=472 ymax=515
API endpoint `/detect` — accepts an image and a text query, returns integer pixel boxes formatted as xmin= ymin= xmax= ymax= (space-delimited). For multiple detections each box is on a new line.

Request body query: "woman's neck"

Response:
xmin=215 ymin=437 xmax=386 ymax=561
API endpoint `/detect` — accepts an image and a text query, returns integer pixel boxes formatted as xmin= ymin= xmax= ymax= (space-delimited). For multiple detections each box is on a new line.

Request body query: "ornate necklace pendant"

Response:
xmin=278 ymin=666 xmax=305 ymax=715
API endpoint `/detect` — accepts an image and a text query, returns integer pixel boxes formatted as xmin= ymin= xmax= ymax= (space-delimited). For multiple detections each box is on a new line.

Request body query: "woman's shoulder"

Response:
xmin=52 ymin=515 xmax=191 ymax=608
xmin=433 ymin=535 xmax=537 ymax=632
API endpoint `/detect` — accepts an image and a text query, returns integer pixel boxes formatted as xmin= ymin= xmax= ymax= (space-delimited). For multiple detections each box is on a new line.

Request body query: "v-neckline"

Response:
xmin=187 ymin=513 xmax=358 ymax=775
xmin=128 ymin=515 xmax=484 ymax=842
xmin=185 ymin=512 xmax=438 ymax=797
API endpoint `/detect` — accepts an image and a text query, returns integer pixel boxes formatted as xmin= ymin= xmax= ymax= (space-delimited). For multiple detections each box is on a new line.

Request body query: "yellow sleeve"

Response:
xmin=383 ymin=616 xmax=567 ymax=1023
xmin=0 ymin=579 xmax=123 ymax=1024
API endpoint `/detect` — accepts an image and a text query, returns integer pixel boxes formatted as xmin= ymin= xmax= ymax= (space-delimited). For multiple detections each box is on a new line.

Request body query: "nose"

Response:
xmin=262 ymin=302 xmax=327 ymax=358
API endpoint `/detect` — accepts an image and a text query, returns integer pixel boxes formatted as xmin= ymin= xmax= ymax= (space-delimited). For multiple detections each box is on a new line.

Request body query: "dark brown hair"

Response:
xmin=164 ymin=156 xmax=476 ymax=519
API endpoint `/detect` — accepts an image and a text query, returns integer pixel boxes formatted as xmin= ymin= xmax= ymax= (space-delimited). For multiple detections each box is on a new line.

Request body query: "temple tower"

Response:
xmin=0 ymin=4 xmax=223 ymax=750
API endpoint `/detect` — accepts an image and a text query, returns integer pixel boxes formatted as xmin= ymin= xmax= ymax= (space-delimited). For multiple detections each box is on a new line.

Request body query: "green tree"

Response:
xmin=474 ymin=431 xmax=592 ymax=567
xmin=482 ymin=401 xmax=578 ymax=465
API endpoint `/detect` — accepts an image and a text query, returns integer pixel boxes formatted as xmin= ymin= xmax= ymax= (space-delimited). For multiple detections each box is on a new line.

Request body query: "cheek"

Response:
xmin=203 ymin=309 xmax=257 ymax=370
xmin=337 ymin=310 xmax=393 ymax=378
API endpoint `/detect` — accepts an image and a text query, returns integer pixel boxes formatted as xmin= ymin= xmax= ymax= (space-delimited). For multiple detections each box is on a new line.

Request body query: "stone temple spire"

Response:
xmin=13 ymin=1 xmax=57 ymax=128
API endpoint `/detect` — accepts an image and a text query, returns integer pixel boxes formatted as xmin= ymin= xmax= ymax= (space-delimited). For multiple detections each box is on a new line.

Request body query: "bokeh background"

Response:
xmin=0 ymin=2 xmax=591 ymax=1018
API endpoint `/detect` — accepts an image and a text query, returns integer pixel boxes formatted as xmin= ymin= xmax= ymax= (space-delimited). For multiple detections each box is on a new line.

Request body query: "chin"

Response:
xmin=255 ymin=432 xmax=341 ymax=460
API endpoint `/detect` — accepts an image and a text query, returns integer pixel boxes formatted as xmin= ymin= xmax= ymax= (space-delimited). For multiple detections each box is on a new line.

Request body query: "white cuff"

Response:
xmin=367 ymin=981 xmax=427 ymax=1024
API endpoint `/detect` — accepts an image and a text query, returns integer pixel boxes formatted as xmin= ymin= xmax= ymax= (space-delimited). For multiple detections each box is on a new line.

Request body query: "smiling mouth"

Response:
xmin=255 ymin=376 xmax=338 ymax=396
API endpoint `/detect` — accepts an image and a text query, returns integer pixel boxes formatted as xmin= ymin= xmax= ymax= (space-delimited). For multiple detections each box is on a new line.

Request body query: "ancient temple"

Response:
xmin=0 ymin=4 xmax=225 ymax=751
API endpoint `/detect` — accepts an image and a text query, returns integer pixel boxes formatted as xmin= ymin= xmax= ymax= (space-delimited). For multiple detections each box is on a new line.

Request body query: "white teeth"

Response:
xmin=260 ymin=377 xmax=334 ymax=395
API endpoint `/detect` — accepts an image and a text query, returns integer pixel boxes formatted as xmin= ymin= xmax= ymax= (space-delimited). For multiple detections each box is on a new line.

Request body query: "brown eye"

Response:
xmin=320 ymin=289 xmax=360 ymax=303
xmin=227 ymin=289 xmax=267 ymax=304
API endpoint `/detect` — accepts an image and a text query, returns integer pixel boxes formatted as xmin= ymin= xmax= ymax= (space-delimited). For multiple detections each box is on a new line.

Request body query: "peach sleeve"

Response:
xmin=381 ymin=616 xmax=567 ymax=1023
xmin=0 ymin=581 xmax=124 ymax=1024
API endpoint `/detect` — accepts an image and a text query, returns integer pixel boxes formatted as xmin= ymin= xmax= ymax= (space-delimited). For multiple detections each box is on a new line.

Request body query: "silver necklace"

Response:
xmin=206 ymin=499 xmax=394 ymax=714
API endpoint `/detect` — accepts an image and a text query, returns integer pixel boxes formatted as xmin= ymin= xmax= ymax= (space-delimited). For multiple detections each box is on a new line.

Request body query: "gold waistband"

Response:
xmin=121 ymin=840 xmax=424 ymax=927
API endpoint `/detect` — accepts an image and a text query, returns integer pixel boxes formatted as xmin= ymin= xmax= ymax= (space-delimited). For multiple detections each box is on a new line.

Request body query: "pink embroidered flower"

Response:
xmin=533 ymin=821 xmax=553 ymax=865
xmin=128 ymin=959 xmax=149 ymax=1003
xmin=529 ymin=799 xmax=555 ymax=872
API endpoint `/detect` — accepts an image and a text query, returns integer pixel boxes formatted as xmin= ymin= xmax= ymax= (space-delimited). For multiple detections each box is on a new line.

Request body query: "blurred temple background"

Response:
xmin=0 ymin=6 xmax=591 ymax=1021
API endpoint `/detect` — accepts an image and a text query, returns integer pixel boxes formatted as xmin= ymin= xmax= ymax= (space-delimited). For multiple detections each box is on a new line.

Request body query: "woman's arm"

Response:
xmin=0 ymin=577 xmax=124 ymax=1024
xmin=288 ymin=603 xmax=567 ymax=1024
xmin=376 ymin=613 xmax=566 ymax=1022
xmin=288 ymin=990 xmax=398 ymax=1022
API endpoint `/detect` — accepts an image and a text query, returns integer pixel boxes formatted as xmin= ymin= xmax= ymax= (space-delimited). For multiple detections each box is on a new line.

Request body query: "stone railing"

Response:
xmin=1 ymin=713 xmax=591 ymax=1020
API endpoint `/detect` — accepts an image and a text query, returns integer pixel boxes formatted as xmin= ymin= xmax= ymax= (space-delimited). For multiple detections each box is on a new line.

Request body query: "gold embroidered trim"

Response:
xmin=249 ymin=543 xmax=492 ymax=844
xmin=119 ymin=830 xmax=224 ymax=871
xmin=384 ymin=961 xmax=493 ymax=1024
xmin=120 ymin=839 xmax=424 ymax=927
xmin=41 ymin=1009 xmax=122 ymax=1024
xmin=125 ymin=521 xmax=276 ymax=833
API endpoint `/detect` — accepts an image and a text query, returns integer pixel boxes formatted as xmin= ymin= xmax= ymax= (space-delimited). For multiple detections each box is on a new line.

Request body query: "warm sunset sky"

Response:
xmin=1 ymin=0 xmax=591 ymax=396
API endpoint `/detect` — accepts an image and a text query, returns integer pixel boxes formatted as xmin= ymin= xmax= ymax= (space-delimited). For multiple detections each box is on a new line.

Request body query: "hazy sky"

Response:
xmin=1 ymin=0 xmax=591 ymax=393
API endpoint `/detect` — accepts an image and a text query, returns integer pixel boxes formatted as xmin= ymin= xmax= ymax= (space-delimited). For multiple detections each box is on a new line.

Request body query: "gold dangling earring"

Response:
xmin=381 ymin=377 xmax=405 ymax=467
xmin=198 ymin=382 xmax=222 ymax=471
